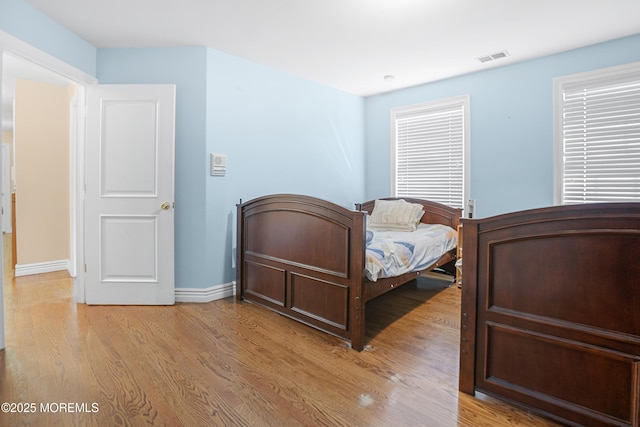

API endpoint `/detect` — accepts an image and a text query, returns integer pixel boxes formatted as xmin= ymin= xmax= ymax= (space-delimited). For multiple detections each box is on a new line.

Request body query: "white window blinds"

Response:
xmin=391 ymin=96 xmax=468 ymax=209
xmin=557 ymin=63 xmax=640 ymax=204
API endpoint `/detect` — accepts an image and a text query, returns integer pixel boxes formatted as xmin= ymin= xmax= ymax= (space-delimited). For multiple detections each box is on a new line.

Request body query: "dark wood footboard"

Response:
xmin=459 ymin=203 xmax=640 ymax=427
xmin=237 ymin=194 xmax=368 ymax=350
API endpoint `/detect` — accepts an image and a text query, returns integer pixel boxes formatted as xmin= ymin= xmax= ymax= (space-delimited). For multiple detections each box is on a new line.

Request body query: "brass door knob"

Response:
xmin=161 ymin=202 xmax=171 ymax=210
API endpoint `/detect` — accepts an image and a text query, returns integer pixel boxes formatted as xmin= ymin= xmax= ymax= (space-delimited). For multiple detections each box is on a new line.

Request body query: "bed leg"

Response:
xmin=350 ymin=295 xmax=365 ymax=351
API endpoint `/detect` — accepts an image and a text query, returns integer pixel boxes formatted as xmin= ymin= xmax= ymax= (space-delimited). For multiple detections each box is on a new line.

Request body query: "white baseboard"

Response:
xmin=174 ymin=281 xmax=236 ymax=303
xmin=12 ymin=266 xmax=235 ymax=303
xmin=15 ymin=259 xmax=71 ymax=277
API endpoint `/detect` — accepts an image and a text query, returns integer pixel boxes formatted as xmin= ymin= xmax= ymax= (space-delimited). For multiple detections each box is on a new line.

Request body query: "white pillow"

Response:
xmin=368 ymin=199 xmax=424 ymax=231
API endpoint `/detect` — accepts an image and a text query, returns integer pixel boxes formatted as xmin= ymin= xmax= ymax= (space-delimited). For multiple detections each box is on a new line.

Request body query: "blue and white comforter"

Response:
xmin=365 ymin=223 xmax=458 ymax=282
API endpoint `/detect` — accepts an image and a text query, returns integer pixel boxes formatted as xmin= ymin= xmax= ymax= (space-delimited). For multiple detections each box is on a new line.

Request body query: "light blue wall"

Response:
xmin=205 ymin=48 xmax=365 ymax=283
xmin=97 ymin=47 xmax=365 ymax=288
xmin=206 ymin=48 xmax=365 ymax=207
xmin=0 ymin=0 xmax=96 ymax=75
xmin=365 ymin=34 xmax=640 ymax=218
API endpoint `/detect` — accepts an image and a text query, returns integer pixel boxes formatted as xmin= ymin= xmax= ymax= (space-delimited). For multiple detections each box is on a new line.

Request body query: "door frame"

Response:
xmin=0 ymin=30 xmax=98 ymax=317
xmin=1 ymin=142 xmax=11 ymax=233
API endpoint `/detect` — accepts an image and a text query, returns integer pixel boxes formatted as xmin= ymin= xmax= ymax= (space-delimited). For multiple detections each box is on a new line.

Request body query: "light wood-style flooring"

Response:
xmin=0 ymin=244 xmax=560 ymax=426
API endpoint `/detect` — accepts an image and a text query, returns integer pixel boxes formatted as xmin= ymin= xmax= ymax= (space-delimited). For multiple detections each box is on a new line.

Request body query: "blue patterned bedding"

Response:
xmin=365 ymin=223 xmax=458 ymax=282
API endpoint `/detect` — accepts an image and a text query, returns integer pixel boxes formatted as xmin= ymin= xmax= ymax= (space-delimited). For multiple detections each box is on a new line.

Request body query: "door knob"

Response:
xmin=161 ymin=202 xmax=171 ymax=210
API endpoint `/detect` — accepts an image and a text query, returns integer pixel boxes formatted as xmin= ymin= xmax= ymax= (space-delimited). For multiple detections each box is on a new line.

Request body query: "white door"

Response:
xmin=85 ymin=84 xmax=175 ymax=305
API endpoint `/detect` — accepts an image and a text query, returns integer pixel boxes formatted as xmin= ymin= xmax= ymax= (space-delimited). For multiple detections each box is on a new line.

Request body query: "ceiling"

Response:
xmin=16 ymin=0 xmax=640 ymax=97
xmin=2 ymin=0 xmax=640 ymax=130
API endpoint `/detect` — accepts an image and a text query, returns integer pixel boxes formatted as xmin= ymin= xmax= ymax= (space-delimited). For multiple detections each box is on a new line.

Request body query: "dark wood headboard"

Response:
xmin=356 ymin=197 xmax=462 ymax=229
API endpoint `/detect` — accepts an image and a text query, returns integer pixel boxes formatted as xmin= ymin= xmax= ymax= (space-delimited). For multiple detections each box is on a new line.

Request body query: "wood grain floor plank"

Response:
xmin=0 ymin=241 xmax=561 ymax=426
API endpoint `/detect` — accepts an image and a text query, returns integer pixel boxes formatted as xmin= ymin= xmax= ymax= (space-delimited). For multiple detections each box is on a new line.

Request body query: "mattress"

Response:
xmin=365 ymin=223 xmax=457 ymax=282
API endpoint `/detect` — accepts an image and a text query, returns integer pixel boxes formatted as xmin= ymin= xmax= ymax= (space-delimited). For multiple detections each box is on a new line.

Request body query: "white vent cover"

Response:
xmin=478 ymin=50 xmax=510 ymax=63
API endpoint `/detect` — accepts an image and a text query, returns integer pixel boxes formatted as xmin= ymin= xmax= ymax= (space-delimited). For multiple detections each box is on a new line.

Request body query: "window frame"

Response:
xmin=390 ymin=95 xmax=471 ymax=215
xmin=553 ymin=61 xmax=640 ymax=205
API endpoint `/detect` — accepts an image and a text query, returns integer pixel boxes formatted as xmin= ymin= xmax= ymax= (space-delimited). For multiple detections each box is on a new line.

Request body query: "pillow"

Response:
xmin=368 ymin=199 xmax=424 ymax=231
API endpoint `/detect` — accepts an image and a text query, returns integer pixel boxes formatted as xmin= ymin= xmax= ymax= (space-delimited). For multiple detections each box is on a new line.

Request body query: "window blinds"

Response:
xmin=560 ymin=67 xmax=640 ymax=203
xmin=394 ymin=100 xmax=465 ymax=208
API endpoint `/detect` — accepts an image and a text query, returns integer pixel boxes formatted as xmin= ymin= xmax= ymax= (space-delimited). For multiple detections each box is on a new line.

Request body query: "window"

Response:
xmin=391 ymin=95 xmax=469 ymax=212
xmin=554 ymin=62 xmax=640 ymax=204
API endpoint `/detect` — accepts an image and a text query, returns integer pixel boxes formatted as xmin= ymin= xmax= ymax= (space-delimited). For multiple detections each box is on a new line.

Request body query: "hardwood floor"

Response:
xmin=0 ymin=253 xmax=560 ymax=426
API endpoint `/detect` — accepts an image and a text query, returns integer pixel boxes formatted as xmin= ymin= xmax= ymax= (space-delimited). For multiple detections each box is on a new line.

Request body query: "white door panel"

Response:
xmin=85 ymin=84 xmax=175 ymax=305
xmin=101 ymin=100 xmax=158 ymax=196
xmin=100 ymin=215 xmax=157 ymax=282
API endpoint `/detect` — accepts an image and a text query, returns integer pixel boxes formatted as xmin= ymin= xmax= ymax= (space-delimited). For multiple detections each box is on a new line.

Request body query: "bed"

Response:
xmin=236 ymin=194 xmax=462 ymax=351
xmin=458 ymin=202 xmax=640 ymax=427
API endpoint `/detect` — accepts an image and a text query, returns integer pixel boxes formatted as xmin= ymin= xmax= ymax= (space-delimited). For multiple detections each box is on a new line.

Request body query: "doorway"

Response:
xmin=0 ymin=31 xmax=99 ymax=349
xmin=1 ymin=53 xmax=76 ymax=277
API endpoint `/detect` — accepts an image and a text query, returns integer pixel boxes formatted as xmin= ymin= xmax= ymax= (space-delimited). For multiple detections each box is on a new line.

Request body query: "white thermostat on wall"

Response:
xmin=210 ymin=153 xmax=226 ymax=176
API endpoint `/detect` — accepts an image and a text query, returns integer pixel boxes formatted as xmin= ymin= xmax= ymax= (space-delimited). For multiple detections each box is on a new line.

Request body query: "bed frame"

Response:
xmin=459 ymin=203 xmax=640 ymax=427
xmin=236 ymin=194 xmax=462 ymax=351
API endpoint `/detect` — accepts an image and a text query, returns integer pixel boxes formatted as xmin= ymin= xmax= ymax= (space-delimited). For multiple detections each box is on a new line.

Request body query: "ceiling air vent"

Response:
xmin=478 ymin=50 xmax=509 ymax=63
